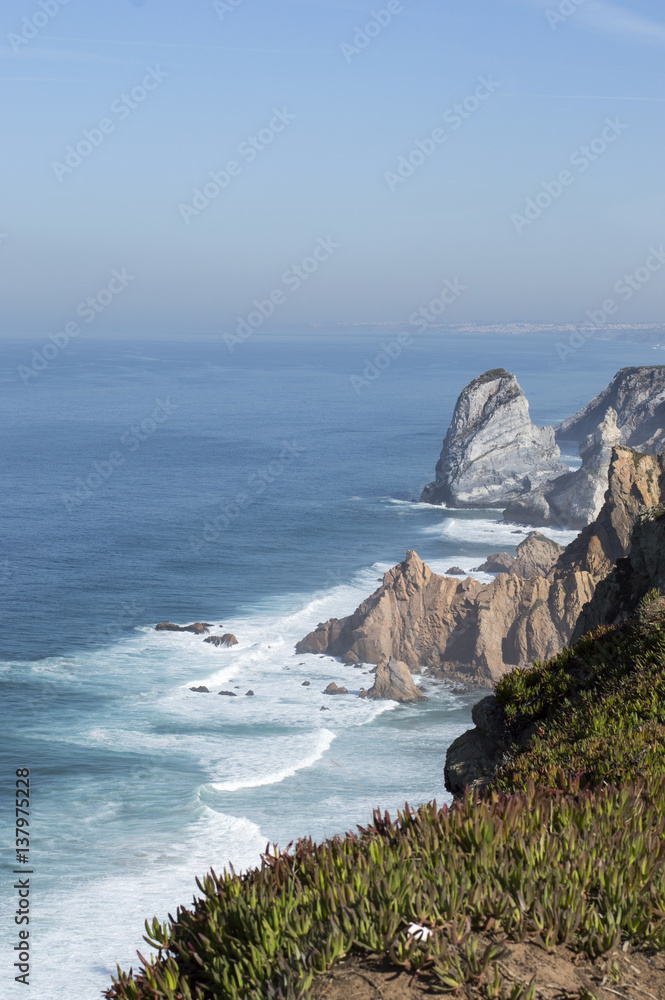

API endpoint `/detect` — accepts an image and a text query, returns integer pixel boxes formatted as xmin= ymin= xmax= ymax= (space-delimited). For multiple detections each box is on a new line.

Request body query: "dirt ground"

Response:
xmin=313 ymin=940 xmax=665 ymax=999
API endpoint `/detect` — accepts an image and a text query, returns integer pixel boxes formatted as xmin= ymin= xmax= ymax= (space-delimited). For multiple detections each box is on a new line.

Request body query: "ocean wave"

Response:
xmin=210 ymin=728 xmax=337 ymax=792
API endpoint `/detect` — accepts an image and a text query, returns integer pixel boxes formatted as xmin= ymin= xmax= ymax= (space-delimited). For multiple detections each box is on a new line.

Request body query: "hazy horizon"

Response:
xmin=2 ymin=0 xmax=665 ymax=340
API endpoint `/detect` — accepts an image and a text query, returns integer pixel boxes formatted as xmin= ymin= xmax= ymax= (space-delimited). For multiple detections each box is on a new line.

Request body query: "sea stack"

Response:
xmin=420 ymin=369 xmax=566 ymax=507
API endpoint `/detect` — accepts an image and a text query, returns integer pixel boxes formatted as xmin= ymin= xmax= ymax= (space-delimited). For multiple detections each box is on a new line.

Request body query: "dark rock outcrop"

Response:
xmin=360 ymin=657 xmax=427 ymax=703
xmin=218 ymin=690 xmax=237 ymax=697
xmin=556 ymin=366 xmax=665 ymax=452
xmin=245 ymin=690 xmax=255 ymax=697
xmin=420 ymin=369 xmax=566 ymax=507
xmin=444 ymin=695 xmax=537 ymax=797
xmin=445 ymin=566 xmax=466 ymax=576
xmin=156 ymin=622 xmax=212 ymax=634
xmin=204 ymin=634 xmax=238 ymax=647
xmin=298 ymin=448 xmax=665 ymax=687
xmin=190 ymin=686 xmax=210 ymax=693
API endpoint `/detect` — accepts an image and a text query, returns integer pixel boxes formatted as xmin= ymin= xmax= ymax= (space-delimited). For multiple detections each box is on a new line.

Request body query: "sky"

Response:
xmin=1 ymin=0 xmax=664 ymax=337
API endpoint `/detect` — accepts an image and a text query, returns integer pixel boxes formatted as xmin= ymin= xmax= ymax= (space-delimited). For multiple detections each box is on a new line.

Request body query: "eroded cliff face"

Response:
xmin=556 ymin=365 xmax=665 ymax=452
xmin=503 ymin=409 xmax=623 ymax=529
xmin=297 ymin=448 xmax=665 ymax=688
xmin=420 ymin=369 xmax=566 ymax=507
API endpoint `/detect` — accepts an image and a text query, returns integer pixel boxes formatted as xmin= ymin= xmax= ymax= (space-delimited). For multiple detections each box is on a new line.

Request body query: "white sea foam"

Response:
xmin=211 ymin=728 xmax=337 ymax=791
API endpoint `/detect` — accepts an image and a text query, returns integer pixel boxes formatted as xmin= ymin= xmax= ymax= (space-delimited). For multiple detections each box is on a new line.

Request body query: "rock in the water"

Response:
xmin=445 ymin=566 xmax=466 ymax=576
xmin=245 ymin=690 xmax=255 ymax=697
xmin=556 ymin=366 xmax=665 ymax=452
xmin=362 ymin=657 xmax=427 ymax=703
xmin=156 ymin=622 xmax=212 ymax=634
xmin=190 ymin=686 xmax=210 ymax=693
xmin=204 ymin=634 xmax=238 ymax=647
xmin=504 ymin=409 xmax=623 ymax=529
xmin=320 ymin=706 xmax=330 ymax=711
xmin=297 ymin=448 xmax=665 ymax=687
xmin=218 ymin=690 xmax=237 ymax=697
xmin=301 ymin=680 xmax=311 ymax=686
xmin=323 ymin=682 xmax=348 ymax=695
xmin=420 ymin=369 xmax=566 ymax=507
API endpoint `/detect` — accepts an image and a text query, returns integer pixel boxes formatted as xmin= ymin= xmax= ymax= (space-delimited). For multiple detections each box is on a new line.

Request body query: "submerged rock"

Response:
xmin=204 ymin=634 xmax=238 ymax=647
xmin=245 ymin=690 xmax=255 ymax=697
xmin=218 ymin=690 xmax=237 ymax=697
xmin=190 ymin=686 xmax=210 ymax=693
xmin=156 ymin=622 xmax=212 ymax=634
xmin=420 ymin=369 xmax=566 ymax=507
xmin=360 ymin=657 xmax=427 ymax=703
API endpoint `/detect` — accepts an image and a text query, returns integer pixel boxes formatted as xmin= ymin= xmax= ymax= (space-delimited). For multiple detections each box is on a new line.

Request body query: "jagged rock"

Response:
xmin=420 ymin=369 xmax=566 ymax=507
xmin=156 ymin=622 xmax=212 ymax=634
xmin=360 ymin=657 xmax=427 ymax=703
xmin=556 ymin=366 xmax=665 ymax=452
xmin=474 ymin=532 xmax=563 ymax=578
xmin=218 ymin=690 xmax=237 ymax=697
xmin=245 ymin=690 xmax=255 ymax=697
xmin=204 ymin=634 xmax=238 ymax=647
xmin=504 ymin=409 xmax=623 ymax=529
xmin=190 ymin=686 xmax=210 ymax=693
xmin=297 ymin=448 xmax=665 ymax=687
xmin=320 ymin=706 xmax=330 ymax=711
xmin=572 ymin=502 xmax=665 ymax=641
xmin=323 ymin=682 xmax=348 ymax=695
xmin=445 ymin=566 xmax=466 ymax=576
xmin=474 ymin=552 xmax=516 ymax=574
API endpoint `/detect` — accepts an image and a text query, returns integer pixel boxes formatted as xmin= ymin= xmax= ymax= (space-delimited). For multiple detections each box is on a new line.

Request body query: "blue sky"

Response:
xmin=1 ymin=0 xmax=664 ymax=336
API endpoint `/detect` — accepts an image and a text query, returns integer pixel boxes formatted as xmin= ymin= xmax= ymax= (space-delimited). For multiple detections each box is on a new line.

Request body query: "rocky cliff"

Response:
xmin=475 ymin=531 xmax=564 ymax=578
xmin=571 ymin=501 xmax=665 ymax=642
xmin=297 ymin=448 xmax=664 ymax=687
xmin=420 ymin=369 xmax=566 ymax=507
xmin=556 ymin=365 xmax=665 ymax=452
xmin=503 ymin=408 xmax=622 ymax=529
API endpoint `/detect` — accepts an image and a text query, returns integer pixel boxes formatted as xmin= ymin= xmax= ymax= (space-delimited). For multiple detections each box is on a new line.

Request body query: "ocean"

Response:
xmin=0 ymin=328 xmax=660 ymax=998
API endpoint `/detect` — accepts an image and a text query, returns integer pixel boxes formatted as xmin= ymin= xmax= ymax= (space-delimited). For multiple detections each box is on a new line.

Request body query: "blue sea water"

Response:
xmin=0 ymin=328 xmax=661 ymax=998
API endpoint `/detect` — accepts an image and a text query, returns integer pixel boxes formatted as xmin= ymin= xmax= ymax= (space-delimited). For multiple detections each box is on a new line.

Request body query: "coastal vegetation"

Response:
xmin=105 ymin=593 xmax=665 ymax=1000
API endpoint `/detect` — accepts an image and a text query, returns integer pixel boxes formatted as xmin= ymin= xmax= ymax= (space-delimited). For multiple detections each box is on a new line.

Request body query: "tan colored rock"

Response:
xmin=474 ymin=532 xmax=564 ymax=579
xmin=297 ymin=448 xmax=665 ymax=687
xmin=323 ymin=682 xmax=348 ymax=695
xmin=362 ymin=657 xmax=427 ymax=703
xmin=204 ymin=634 xmax=238 ymax=647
